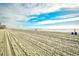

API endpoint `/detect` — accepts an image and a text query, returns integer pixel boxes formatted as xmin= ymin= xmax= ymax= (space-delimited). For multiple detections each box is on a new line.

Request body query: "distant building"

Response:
xmin=0 ymin=22 xmax=6 ymax=29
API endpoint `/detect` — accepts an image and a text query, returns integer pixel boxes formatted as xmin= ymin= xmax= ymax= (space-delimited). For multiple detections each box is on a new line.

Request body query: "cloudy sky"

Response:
xmin=0 ymin=3 xmax=79 ymax=29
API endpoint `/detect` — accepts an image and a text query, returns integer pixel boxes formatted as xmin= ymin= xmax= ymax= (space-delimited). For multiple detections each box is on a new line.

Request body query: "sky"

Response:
xmin=0 ymin=3 xmax=79 ymax=29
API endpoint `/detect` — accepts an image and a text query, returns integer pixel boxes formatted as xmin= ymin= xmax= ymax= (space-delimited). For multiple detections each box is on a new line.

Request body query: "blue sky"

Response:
xmin=0 ymin=3 xmax=79 ymax=29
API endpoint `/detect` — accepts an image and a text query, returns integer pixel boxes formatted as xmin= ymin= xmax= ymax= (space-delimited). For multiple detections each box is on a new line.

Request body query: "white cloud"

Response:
xmin=31 ymin=4 xmax=79 ymax=15
xmin=38 ymin=17 xmax=79 ymax=25
xmin=55 ymin=13 xmax=79 ymax=19
xmin=34 ymin=25 xmax=79 ymax=29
